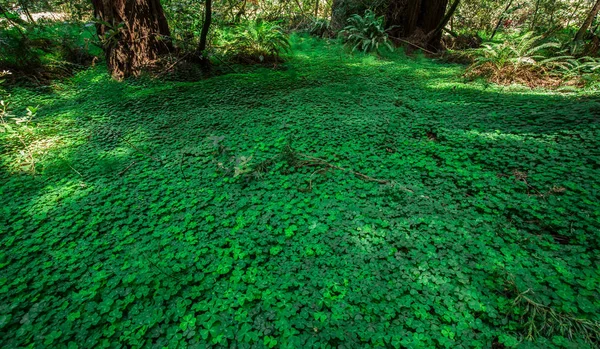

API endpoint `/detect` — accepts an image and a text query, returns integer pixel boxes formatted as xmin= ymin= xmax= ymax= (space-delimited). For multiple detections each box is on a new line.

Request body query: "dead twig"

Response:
xmin=388 ymin=36 xmax=436 ymax=55
xmin=122 ymin=139 xmax=163 ymax=164
xmin=118 ymin=161 xmax=137 ymax=176
xmin=295 ymin=152 xmax=414 ymax=192
xmin=155 ymin=53 xmax=190 ymax=78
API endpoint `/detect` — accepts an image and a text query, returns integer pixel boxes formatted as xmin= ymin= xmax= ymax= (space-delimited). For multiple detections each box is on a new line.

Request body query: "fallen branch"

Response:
xmin=294 ymin=152 xmax=414 ymax=193
xmin=118 ymin=161 xmax=137 ymax=175
xmin=513 ymin=288 xmax=600 ymax=344
xmin=387 ymin=36 xmax=436 ymax=55
xmin=123 ymin=139 xmax=163 ymax=164
xmin=298 ymin=153 xmax=389 ymax=184
xmin=155 ymin=53 xmax=190 ymax=78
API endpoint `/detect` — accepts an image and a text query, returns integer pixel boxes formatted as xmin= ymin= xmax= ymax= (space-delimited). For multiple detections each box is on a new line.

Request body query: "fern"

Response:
xmin=340 ymin=11 xmax=393 ymax=54
xmin=309 ymin=18 xmax=332 ymax=38
xmin=221 ymin=20 xmax=290 ymax=63
xmin=465 ymin=32 xmax=600 ymax=87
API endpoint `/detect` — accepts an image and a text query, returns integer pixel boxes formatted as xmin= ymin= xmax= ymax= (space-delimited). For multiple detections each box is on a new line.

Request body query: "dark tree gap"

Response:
xmin=91 ymin=0 xmax=173 ymax=79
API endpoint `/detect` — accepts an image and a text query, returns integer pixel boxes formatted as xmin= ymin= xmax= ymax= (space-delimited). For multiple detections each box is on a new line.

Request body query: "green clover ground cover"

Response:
xmin=1 ymin=36 xmax=599 ymax=348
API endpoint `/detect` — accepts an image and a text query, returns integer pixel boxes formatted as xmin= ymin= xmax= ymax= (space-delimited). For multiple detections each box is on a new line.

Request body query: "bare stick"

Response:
xmin=297 ymin=153 xmax=413 ymax=192
xmin=123 ymin=139 xmax=163 ymax=164
xmin=155 ymin=53 xmax=190 ymax=78
xmin=387 ymin=36 xmax=436 ymax=55
xmin=118 ymin=161 xmax=137 ymax=175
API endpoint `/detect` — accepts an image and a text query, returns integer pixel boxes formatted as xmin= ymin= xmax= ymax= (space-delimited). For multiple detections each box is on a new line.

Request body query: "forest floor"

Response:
xmin=1 ymin=36 xmax=599 ymax=348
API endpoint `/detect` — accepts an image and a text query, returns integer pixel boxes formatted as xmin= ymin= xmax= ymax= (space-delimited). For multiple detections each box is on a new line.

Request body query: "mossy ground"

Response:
xmin=1 ymin=36 xmax=599 ymax=348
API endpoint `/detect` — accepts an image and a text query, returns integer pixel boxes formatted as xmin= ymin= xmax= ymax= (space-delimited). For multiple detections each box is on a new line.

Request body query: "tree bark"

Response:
xmin=575 ymin=0 xmax=600 ymax=41
xmin=385 ymin=0 xmax=449 ymax=50
xmin=530 ymin=0 xmax=541 ymax=30
xmin=91 ymin=0 xmax=173 ymax=79
xmin=425 ymin=0 xmax=460 ymax=45
xmin=490 ymin=0 xmax=514 ymax=40
xmin=197 ymin=0 xmax=212 ymax=62
xmin=19 ymin=0 xmax=36 ymax=23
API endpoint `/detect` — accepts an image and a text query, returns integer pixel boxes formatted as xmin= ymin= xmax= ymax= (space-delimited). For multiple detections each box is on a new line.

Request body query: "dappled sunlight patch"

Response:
xmin=25 ymin=179 xmax=92 ymax=217
xmin=463 ymin=129 xmax=527 ymax=141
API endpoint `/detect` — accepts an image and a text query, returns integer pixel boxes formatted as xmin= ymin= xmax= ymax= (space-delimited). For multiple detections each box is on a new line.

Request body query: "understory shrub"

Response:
xmin=309 ymin=18 xmax=333 ymax=38
xmin=218 ymin=19 xmax=291 ymax=63
xmin=464 ymin=33 xmax=600 ymax=88
xmin=0 ymin=21 xmax=98 ymax=84
xmin=340 ymin=10 xmax=392 ymax=53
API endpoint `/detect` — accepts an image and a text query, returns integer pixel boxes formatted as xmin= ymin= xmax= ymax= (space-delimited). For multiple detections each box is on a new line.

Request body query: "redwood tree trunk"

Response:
xmin=575 ymin=0 xmax=600 ymax=41
xmin=385 ymin=0 xmax=449 ymax=50
xmin=91 ymin=0 xmax=172 ymax=79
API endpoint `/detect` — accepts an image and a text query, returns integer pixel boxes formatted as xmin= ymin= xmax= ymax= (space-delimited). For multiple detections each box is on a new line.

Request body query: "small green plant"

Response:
xmin=309 ymin=18 xmax=333 ymax=38
xmin=465 ymin=33 xmax=600 ymax=87
xmin=548 ymin=55 xmax=600 ymax=84
xmin=512 ymin=287 xmax=600 ymax=345
xmin=220 ymin=19 xmax=291 ymax=63
xmin=0 ymin=21 xmax=98 ymax=83
xmin=469 ymin=33 xmax=560 ymax=71
xmin=0 ymin=87 xmax=38 ymax=174
xmin=340 ymin=10 xmax=393 ymax=53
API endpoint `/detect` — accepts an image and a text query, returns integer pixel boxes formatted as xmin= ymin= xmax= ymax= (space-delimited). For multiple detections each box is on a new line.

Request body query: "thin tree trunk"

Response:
xmin=426 ymin=0 xmax=460 ymax=44
xmin=0 ymin=4 xmax=28 ymax=40
xmin=198 ymin=0 xmax=212 ymax=56
xmin=566 ymin=1 xmax=582 ymax=29
xmin=314 ymin=0 xmax=319 ymax=17
xmin=91 ymin=0 xmax=172 ymax=79
xmin=20 ymin=1 xmax=35 ymax=23
xmin=530 ymin=0 xmax=541 ymax=30
xmin=575 ymin=0 xmax=600 ymax=41
xmin=490 ymin=0 xmax=514 ymax=40
xmin=234 ymin=0 xmax=246 ymax=22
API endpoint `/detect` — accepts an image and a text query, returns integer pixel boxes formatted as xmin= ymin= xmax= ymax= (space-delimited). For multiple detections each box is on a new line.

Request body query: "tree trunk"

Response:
xmin=91 ymin=0 xmax=173 ymax=79
xmin=425 ymin=0 xmax=460 ymax=45
xmin=0 ymin=4 xmax=28 ymax=40
xmin=197 ymin=0 xmax=212 ymax=66
xmin=575 ymin=0 xmax=600 ymax=41
xmin=530 ymin=0 xmax=541 ymax=30
xmin=19 ymin=1 xmax=36 ymax=23
xmin=490 ymin=0 xmax=514 ymax=40
xmin=385 ymin=0 xmax=449 ymax=50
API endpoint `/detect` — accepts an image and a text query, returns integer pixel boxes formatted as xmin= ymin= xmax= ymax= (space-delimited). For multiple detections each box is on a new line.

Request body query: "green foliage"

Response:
xmin=465 ymin=33 xmax=600 ymax=87
xmin=1 ymin=35 xmax=599 ymax=348
xmin=512 ymin=287 xmax=600 ymax=345
xmin=456 ymin=0 xmax=596 ymax=35
xmin=309 ymin=18 xmax=333 ymax=38
xmin=469 ymin=33 xmax=560 ymax=70
xmin=0 ymin=21 xmax=98 ymax=83
xmin=546 ymin=55 xmax=600 ymax=85
xmin=340 ymin=10 xmax=392 ymax=53
xmin=218 ymin=19 xmax=291 ymax=63
xmin=163 ymin=0 xmax=205 ymax=50
xmin=0 ymin=87 xmax=39 ymax=174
